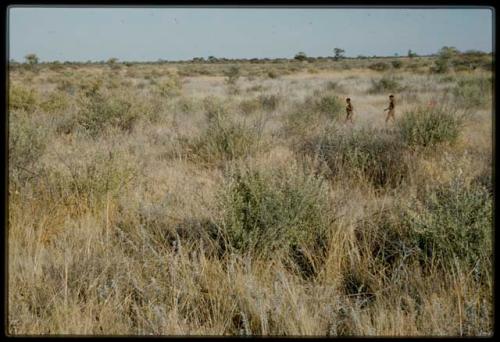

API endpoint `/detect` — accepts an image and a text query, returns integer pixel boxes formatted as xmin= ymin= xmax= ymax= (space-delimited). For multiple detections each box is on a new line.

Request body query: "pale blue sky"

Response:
xmin=8 ymin=7 xmax=494 ymax=62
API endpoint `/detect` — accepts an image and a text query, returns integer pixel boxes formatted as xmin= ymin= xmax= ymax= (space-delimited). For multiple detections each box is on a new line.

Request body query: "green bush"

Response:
xmin=368 ymin=62 xmax=390 ymax=72
xmin=368 ymin=76 xmax=403 ymax=94
xmin=431 ymin=57 xmax=450 ymax=73
xmin=397 ymin=106 xmax=465 ymax=148
xmin=267 ymin=70 xmax=279 ymax=79
xmin=190 ymin=101 xmax=259 ymax=163
xmin=76 ymin=83 xmax=139 ymax=137
xmin=9 ymin=110 xmax=47 ymax=185
xmin=391 ymin=60 xmax=403 ymax=69
xmin=452 ymin=76 xmax=492 ymax=109
xmin=203 ymin=96 xmax=229 ymax=123
xmin=43 ymin=150 xmax=137 ymax=207
xmin=404 ymin=180 xmax=492 ymax=276
xmin=40 ymin=91 xmax=70 ymax=114
xmin=194 ymin=121 xmax=257 ymax=164
xmin=9 ymin=85 xmax=38 ymax=113
xmin=452 ymin=52 xmax=491 ymax=71
xmin=360 ymin=180 xmax=492 ymax=281
xmin=301 ymin=128 xmax=411 ymax=188
xmin=286 ymin=92 xmax=343 ymax=138
xmin=155 ymin=74 xmax=183 ymax=97
xmin=56 ymin=77 xmax=78 ymax=95
xmin=219 ymin=163 xmax=331 ymax=258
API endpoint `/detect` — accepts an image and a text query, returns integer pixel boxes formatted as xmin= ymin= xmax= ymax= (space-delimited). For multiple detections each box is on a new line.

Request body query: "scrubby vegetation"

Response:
xmin=368 ymin=75 xmax=404 ymax=94
xmin=397 ymin=105 xmax=466 ymax=148
xmin=8 ymin=54 xmax=492 ymax=336
xmin=300 ymin=127 xmax=412 ymax=188
xmin=220 ymin=161 xmax=331 ymax=261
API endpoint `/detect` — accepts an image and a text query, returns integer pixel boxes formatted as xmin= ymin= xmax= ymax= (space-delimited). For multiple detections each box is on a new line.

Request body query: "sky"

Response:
xmin=8 ymin=7 xmax=494 ymax=62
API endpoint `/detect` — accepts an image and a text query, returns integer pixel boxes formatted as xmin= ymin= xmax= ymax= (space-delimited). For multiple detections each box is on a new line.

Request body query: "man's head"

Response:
xmin=346 ymin=98 xmax=351 ymax=102
xmin=389 ymin=94 xmax=394 ymax=99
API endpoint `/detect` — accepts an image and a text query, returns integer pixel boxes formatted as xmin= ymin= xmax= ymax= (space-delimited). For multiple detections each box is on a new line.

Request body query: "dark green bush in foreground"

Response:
xmin=397 ymin=106 xmax=465 ymax=148
xmin=358 ymin=179 xmax=492 ymax=282
xmin=219 ymin=163 xmax=331 ymax=258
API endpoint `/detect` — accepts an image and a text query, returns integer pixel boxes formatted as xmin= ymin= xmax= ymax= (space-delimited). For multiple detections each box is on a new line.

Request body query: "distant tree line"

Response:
xmin=9 ymin=47 xmax=492 ymax=67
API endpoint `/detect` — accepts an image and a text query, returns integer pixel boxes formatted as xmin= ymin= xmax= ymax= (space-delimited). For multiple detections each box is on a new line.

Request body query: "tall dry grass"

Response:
xmin=8 ymin=60 xmax=493 ymax=336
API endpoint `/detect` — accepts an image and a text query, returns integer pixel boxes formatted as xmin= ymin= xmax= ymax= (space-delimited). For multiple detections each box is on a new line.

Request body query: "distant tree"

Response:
xmin=437 ymin=46 xmax=459 ymax=59
xmin=432 ymin=46 xmax=459 ymax=73
xmin=107 ymin=57 xmax=118 ymax=64
xmin=208 ymin=56 xmax=217 ymax=63
xmin=407 ymin=49 xmax=418 ymax=58
xmin=294 ymin=51 xmax=307 ymax=61
xmin=24 ymin=53 xmax=39 ymax=65
xmin=333 ymin=48 xmax=345 ymax=61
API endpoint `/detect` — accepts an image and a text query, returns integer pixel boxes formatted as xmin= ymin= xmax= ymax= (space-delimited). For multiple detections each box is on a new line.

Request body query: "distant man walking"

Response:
xmin=345 ymin=98 xmax=354 ymax=124
xmin=384 ymin=94 xmax=396 ymax=123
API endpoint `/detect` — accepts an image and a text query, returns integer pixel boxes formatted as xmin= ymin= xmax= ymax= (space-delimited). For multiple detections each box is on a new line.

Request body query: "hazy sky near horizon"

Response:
xmin=8 ymin=7 xmax=494 ymax=62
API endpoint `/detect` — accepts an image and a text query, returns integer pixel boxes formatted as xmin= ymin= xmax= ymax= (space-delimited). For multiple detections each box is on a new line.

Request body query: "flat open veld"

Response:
xmin=8 ymin=55 xmax=493 ymax=335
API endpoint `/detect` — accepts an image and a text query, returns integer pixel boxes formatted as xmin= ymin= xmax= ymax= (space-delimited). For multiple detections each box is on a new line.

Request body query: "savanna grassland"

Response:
xmin=8 ymin=54 xmax=493 ymax=336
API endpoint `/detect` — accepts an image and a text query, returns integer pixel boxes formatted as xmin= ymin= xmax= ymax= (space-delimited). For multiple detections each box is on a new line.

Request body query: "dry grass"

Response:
xmin=8 ymin=59 xmax=493 ymax=336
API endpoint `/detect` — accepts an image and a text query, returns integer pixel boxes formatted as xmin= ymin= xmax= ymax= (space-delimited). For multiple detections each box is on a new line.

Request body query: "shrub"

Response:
xmin=203 ymin=96 xmax=229 ymax=122
xmin=285 ymin=92 xmax=343 ymax=138
xmin=191 ymin=121 xmax=258 ymax=164
xmin=305 ymin=92 xmax=343 ymax=117
xmin=155 ymin=74 xmax=183 ymax=97
xmin=189 ymin=100 xmax=260 ymax=163
xmin=40 ymin=91 xmax=70 ymax=114
xmin=56 ymin=77 xmax=78 ymax=95
xmin=452 ymin=76 xmax=492 ymax=109
xmin=76 ymin=84 xmax=139 ymax=137
xmin=267 ymin=70 xmax=279 ymax=79
xmin=9 ymin=85 xmax=38 ymax=113
xmin=9 ymin=110 xmax=47 ymax=186
xmin=368 ymin=62 xmax=390 ymax=71
xmin=391 ymin=60 xmax=403 ymax=69
xmin=431 ymin=57 xmax=450 ymax=73
xmin=224 ymin=66 xmax=240 ymax=86
xmin=397 ymin=105 xmax=465 ymax=148
xmin=404 ymin=179 xmax=492 ymax=276
xmin=368 ymin=76 xmax=403 ymax=94
xmin=43 ymin=150 xmax=137 ymax=207
xmin=219 ymin=162 xmax=331 ymax=258
xmin=301 ymin=128 xmax=411 ymax=188
xmin=405 ymin=63 xmax=421 ymax=72
xmin=360 ymin=180 xmax=492 ymax=281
